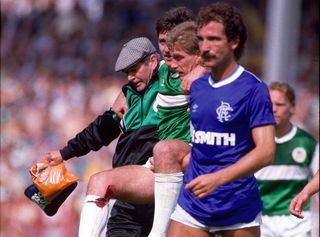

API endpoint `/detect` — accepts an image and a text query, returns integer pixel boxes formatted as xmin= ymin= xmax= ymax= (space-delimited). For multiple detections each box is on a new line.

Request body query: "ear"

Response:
xmin=230 ymin=36 xmax=240 ymax=50
xmin=150 ymin=54 xmax=158 ymax=70
xmin=289 ymin=106 xmax=295 ymax=115
xmin=194 ymin=54 xmax=201 ymax=65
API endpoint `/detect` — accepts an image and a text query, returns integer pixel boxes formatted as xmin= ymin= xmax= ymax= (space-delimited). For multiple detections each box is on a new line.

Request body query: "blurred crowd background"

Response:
xmin=0 ymin=0 xmax=318 ymax=236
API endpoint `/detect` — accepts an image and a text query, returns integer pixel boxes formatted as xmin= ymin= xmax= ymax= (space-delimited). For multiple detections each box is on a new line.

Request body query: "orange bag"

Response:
xmin=30 ymin=159 xmax=79 ymax=202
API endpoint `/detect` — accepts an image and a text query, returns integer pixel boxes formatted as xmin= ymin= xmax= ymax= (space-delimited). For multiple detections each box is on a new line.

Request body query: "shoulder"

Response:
xmin=240 ymin=70 xmax=269 ymax=96
xmin=157 ymin=62 xmax=170 ymax=82
xmin=192 ymin=72 xmax=211 ymax=86
xmin=295 ymin=127 xmax=317 ymax=144
xmin=240 ymin=69 xmax=267 ymax=88
xmin=158 ymin=60 xmax=169 ymax=72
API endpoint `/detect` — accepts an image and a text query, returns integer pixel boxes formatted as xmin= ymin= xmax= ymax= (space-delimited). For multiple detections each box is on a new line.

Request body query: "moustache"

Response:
xmin=201 ymin=52 xmax=216 ymax=61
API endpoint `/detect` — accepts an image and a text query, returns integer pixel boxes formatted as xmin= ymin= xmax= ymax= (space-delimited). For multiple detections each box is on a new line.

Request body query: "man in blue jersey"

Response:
xmin=256 ymin=81 xmax=319 ymax=237
xmin=167 ymin=3 xmax=276 ymax=237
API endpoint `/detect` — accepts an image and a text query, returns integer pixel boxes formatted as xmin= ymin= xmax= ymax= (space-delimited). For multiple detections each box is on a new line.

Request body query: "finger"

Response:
xmin=185 ymin=180 xmax=197 ymax=190
xmin=294 ymin=200 xmax=304 ymax=214
xmin=289 ymin=203 xmax=304 ymax=219
xmin=182 ymin=82 xmax=190 ymax=94
xmin=291 ymin=211 xmax=304 ymax=219
xmin=289 ymin=199 xmax=297 ymax=212
xmin=192 ymin=187 xmax=209 ymax=199
xmin=43 ymin=153 xmax=52 ymax=162
xmin=180 ymin=81 xmax=187 ymax=93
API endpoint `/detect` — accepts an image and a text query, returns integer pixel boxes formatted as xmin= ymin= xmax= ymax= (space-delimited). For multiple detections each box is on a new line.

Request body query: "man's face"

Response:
xmin=197 ymin=21 xmax=237 ymax=69
xmin=171 ymin=46 xmax=199 ymax=78
xmin=158 ymin=32 xmax=173 ymax=65
xmin=270 ymin=89 xmax=294 ymax=127
xmin=124 ymin=58 xmax=155 ymax=92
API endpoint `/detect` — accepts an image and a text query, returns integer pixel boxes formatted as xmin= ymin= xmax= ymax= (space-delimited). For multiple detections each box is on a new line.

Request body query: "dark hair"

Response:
xmin=156 ymin=7 xmax=195 ymax=36
xmin=197 ymin=2 xmax=247 ymax=60
xmin=269 ymin=81 xmax=296 ymax=107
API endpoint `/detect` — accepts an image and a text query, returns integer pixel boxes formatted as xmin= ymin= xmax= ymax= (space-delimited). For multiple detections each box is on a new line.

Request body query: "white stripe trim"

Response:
xmin=159 ymin=60 xmax=166 ymax=67
xmin=208 ymin=65 xmax=244 ymax=88
xmin=255 ymin=165 xmax=310 ymax=180
xmin=275 ymin=126 xmax=297 ymax=144
xmin=310 ymin=144 xmax=319 ymax=175
xmin=156 ymin=93 xmax=189 ymax=108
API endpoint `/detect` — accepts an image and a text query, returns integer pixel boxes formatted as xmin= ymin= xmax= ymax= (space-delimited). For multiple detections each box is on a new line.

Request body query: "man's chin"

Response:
xmin=135 ymin=85 xmax=146 ymax=93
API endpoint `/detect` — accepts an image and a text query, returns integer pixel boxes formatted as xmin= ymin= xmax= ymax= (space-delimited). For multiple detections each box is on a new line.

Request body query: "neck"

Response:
xmin=276 ymin=123 xmax=293 ymax=138
xmin=211 ymin=60 xmax=238 ymax=81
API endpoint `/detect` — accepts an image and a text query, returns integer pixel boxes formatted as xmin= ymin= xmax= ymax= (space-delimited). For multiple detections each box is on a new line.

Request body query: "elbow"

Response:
xmin=261 ymin=142 xmax=275 ymax=168
xmin=266 ymin=146 xmax=275 ymax=166
xmin=265 ymin=150 xmax=275 ymax=166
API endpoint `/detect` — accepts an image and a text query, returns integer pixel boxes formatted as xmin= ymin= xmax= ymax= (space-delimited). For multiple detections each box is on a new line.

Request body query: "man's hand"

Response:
xmin=185 ymin=173 xmax=220 ymax=199
xmin=43 ymin=151 xmax=64 ymax=166
xmin=289 ymin=193 xmax=307 ymax=219
xmin=289 ymin=170 xmax=319 ymax=219
xmin=180 ymin=65 xmax=208 ymax=94
xmin=113 ymin=91 xmax=127 ymax=119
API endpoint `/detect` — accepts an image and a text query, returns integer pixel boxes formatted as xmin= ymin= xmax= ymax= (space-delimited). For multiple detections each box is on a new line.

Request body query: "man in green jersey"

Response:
xmin=148 ymin=21 xmax=208 ymax=237
xmin=108 ymin=7 xmax=205 ymax=237
xmin=255 ymin=81 xmax=319 ymax=237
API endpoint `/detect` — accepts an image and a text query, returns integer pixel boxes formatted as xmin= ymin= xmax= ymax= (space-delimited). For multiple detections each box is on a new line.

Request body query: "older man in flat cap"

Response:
xmin=44 ymin=37 xmax=160 ymax=237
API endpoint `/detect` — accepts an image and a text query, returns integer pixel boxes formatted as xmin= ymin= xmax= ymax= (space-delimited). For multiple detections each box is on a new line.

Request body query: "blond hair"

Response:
xmin=269 ymin=81 xmax=296 ymax=106
xmin=167 ymin=21 xmax=199 ymax=55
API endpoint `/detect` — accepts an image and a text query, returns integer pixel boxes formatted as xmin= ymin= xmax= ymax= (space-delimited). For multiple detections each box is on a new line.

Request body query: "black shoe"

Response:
xmin=24 ymin=182 xmax=77 ymax=216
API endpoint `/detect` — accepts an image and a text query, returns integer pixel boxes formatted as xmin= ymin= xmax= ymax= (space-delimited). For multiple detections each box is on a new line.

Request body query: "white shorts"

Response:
xmin=171 ymin=204 xmax=261 ymax=233
xmin=260 ymin=212 xmax=311 ymax=237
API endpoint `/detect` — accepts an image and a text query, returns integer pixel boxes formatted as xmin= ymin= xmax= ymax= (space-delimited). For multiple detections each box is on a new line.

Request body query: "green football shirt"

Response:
xmin=256 ymin=126 xmax=318 ymax=216
xmin=156 ymin=62 xmax=190 ymax=143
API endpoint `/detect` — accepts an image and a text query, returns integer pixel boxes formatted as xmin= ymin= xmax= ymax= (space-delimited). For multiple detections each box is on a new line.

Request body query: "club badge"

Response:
xmin=292 ymin=147 xmax=307 ymax=163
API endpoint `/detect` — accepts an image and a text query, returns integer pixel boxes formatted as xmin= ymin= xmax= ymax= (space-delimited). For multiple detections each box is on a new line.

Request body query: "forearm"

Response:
xmin=302 ymin=170 xmax=319 ymax=198
xmin=61 ymin=110 xmax=121 ymax=160
xmin=215 ymin=125 xmax=275 ymax=186
xmin=215 ymin=147 xmax=274 ymax=186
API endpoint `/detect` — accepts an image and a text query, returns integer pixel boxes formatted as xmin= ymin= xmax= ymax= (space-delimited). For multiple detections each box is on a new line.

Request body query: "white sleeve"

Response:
xmin=310 ymin=144 xmax=319 ymax=176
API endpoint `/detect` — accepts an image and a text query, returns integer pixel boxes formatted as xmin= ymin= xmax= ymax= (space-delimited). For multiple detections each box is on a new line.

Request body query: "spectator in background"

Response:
xmin=256 ymin=81 xmax=319 ymax=237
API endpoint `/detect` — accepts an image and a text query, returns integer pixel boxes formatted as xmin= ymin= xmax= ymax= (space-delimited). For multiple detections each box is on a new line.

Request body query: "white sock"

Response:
xmin=148 ymin=172 xmax=184 ymax=237
xmin=78 ymin=195 xmax=110 ymax=237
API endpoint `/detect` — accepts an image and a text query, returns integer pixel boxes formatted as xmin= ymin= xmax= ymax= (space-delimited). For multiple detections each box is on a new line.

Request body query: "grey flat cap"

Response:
xmin=115 ymin=37 xmax=157 ymax=72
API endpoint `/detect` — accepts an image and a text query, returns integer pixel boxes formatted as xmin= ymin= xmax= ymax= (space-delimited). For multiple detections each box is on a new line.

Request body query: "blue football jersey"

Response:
xmin=178 ymin=65 xmax=275 ymax=226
